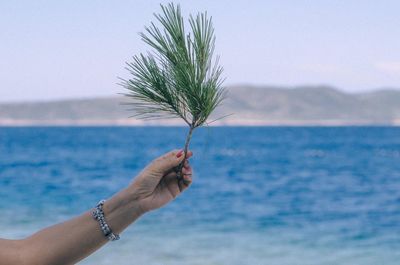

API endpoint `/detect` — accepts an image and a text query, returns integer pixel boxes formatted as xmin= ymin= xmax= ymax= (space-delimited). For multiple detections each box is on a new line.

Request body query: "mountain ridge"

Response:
xmin=1 ymin=86 xmax=399 ymax=126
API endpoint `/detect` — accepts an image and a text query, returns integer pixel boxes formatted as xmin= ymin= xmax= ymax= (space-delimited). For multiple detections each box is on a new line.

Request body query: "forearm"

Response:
xmin=0 ymin=150 xmax=192 ymax=265
xmin=18 ymin=186 xmax=143 ymax=265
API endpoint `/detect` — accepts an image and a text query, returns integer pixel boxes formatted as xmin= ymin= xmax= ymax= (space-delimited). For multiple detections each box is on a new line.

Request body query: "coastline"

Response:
xmin=1 ymin=86 xmax=400 ymax=127
xmin=0 ymin=118 xmax=399 ymax=127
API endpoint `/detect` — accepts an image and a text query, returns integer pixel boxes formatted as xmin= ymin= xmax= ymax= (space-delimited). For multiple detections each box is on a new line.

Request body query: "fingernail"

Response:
xmin=176 ymin=150 xmax=183 ymax=158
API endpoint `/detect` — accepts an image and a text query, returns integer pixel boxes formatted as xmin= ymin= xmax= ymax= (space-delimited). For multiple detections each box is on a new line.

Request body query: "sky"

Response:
xmin=1 ymin=0 xmax=399 ymax=102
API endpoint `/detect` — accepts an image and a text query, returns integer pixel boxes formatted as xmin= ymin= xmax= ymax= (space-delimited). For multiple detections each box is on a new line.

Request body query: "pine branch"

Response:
xmin=120 ymin=3 xmax=226 ymax=186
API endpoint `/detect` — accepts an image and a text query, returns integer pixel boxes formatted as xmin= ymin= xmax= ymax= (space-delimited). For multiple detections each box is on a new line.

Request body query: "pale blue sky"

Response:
xmin=1 ymin=0 xmax=399 ymax=102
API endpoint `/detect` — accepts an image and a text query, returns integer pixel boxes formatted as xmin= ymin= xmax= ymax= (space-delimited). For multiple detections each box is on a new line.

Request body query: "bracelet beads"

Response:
xmin=92 ymin=200 xmax=120 ymax=241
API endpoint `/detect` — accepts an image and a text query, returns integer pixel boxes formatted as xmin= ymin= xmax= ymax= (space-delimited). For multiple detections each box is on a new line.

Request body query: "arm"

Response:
xmin=0 ymin=149 xmax=193 ymax=265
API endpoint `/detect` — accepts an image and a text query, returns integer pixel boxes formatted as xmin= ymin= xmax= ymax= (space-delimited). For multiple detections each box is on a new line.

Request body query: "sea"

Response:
xmin=0 ymin=126 xmax=399 ymax=265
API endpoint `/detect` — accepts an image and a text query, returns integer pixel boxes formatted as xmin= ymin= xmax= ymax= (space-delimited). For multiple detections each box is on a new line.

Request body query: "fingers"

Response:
xmin=185 ymin=151 xmax=193 ymax=159
xmin=132 ymin=150 xmax=194 ymax=201
xmin=163 ymin=171 xmax=181 ymax=198
xmin=181 ymin=163 xmax=193 ymax=188
xmin=164 ymin=162 xmax=193 ymax=195
xmin=151 ymin=149 xmax=193 ymax=174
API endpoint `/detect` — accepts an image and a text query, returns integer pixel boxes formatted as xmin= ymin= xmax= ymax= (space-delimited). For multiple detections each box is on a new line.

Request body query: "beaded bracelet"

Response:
xmin=92 ymin=200 xmax=120 ymax=241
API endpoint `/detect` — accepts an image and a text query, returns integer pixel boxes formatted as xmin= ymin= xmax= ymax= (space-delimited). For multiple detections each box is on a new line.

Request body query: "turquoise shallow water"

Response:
xmin=1 ymin=127 xmax=400 ymax=264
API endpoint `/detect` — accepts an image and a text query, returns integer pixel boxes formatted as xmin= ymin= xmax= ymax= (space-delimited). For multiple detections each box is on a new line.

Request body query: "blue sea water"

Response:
xmin=1 ymin=126 xmax=400 ymax=265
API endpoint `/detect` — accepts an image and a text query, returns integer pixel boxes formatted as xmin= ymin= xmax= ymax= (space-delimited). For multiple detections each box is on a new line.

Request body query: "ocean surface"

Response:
xmin=1 ymin=127 xmax=400 ymax=265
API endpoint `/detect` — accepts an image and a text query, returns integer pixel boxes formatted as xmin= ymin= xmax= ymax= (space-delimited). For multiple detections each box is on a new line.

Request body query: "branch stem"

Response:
xmin=183 ymin=125 xmax=194 ymax=159
xmin=177 ymin=125 xmax=195 ymax=183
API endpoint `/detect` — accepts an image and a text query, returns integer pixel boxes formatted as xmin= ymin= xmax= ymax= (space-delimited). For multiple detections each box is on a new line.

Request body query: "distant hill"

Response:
xmin=1 ymin=86 xmax=400 ymax=125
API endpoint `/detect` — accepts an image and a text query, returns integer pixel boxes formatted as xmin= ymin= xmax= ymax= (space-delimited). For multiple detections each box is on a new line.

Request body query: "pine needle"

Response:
xmin=120 ymin=3 xmax=226 ymax=185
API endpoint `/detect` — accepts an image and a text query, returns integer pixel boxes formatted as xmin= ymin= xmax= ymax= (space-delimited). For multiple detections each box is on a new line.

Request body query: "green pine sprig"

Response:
xmin=120 ymin=3 xmax=226 ymax=182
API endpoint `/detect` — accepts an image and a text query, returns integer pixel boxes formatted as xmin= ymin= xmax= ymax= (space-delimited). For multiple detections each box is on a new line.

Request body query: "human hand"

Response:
xmin=129 ymin=150 xmax=193 ymax=213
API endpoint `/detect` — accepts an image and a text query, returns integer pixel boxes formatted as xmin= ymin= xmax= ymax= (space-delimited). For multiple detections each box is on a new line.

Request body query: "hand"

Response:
xmin=130 ymin=149 xmax=193 ymax=213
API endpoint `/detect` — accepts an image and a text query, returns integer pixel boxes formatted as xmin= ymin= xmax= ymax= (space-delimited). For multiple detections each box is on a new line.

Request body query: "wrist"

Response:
xmin=104 ymin=187 xmax=145 ymax=222
xmin=122 ymin=185 xmax=148 ymax=216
